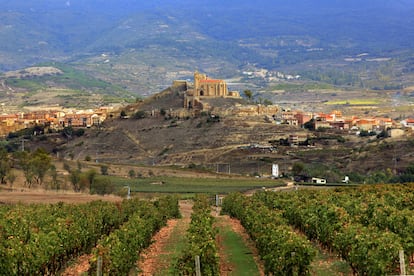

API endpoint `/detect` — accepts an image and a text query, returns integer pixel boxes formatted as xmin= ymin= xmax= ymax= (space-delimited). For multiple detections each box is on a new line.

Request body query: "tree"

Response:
xmin=15 ymin=149 xmax=52 ymax=187
xmin=292 ymin=162 xmax=305 ymax=177
xmin=15 ymin=151 xmax=34 ymax=187
xmin=0 ymin=148 xmax=11 ymax=185
xmin=85 ymin=169 xmax=97 ymax=192
xmin=6 ymin=171 xmax=16 ymax=187
xmin=91 ymin=178 xmax=115 ymax=195
xmin=263 ymin=99 xmax=273 ymax=106
xmin=100 ymin=165 xmax=109 ymax=175
xmin=49 ymin=165 xmax=59 ymax=190
xmin=243 ymin=90 xmax=253 ymax=102
xmin=133 ymin=110 xmax=146 ymax=119
xmin=70 ymin=169 xmax=82 ymax=192
xmin=304 ymin=119 xmax=315 ymax=131
xmin=160 ymin=108 xmax=167 ymax=116
xmin=128 ymin=169 xmax=136 ymax=178
xmin=30 ymin=148 xmax=52 ymax=186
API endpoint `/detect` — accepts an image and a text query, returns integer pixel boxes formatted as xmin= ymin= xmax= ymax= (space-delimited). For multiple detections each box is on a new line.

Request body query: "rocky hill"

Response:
xmin=57 ymin=87 xmax=295 ymax=168
xmin=17 ymin=86 xmax=413 ymax=183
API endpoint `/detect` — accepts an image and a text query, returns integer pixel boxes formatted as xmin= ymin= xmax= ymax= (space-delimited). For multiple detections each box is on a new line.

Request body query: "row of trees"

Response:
xmin=0 ymin=144 xmax=117 ymax=194
xmin=0 ymin=147 xmax=51 ymax=188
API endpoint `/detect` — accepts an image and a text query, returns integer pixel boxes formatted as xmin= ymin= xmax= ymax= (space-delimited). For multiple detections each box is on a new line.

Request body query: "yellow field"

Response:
xmin=325 ymin=98 xmax=383 ymax=105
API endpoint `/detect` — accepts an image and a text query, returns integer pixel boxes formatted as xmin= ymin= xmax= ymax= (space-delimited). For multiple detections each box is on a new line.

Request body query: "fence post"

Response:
xmin=195 ymin=255 xmax=201 ymax=276
xmin=399 ymin=250 xmax=406 ymax=276
xmin=97 ymin=256 xmax=102 ymax=276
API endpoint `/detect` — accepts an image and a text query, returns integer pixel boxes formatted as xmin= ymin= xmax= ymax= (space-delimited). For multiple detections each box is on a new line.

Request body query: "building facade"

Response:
xmin=184 ymin=71 xmax=240 ymax=109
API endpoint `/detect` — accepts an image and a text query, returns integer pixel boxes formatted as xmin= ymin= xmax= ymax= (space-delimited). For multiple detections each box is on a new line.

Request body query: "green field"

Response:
xmin=98 ymin=175 xmax=285 ymax=195
xmin=267 ymin=82 xmax=335 ymax=92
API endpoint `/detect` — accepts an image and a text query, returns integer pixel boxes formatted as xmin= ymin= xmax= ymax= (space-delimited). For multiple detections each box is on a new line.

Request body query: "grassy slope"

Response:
xmin=2 ymin=64 xmax=135 ymax=108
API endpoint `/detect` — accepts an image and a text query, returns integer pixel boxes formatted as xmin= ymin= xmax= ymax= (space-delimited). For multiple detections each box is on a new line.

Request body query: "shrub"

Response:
xmin=100 ymin=165 xmax=109 ymax=175
xmin=133 ymin=110 xmax=146 ymax=119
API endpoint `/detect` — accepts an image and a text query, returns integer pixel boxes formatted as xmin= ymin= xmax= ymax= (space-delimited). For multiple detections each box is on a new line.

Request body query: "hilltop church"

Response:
xmin=183 ymin=71 xmax=240 ymax=109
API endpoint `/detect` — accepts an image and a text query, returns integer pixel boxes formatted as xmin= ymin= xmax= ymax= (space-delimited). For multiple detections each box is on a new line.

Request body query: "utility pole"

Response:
xmin=21 ymin=138 xmax=27 ymax=152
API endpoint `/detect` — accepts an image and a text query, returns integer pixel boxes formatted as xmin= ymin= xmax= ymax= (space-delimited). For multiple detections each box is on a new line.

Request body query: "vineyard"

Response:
xmin=175 ymin=194 xmax=219 ymax=275
xmin=0 ymin=196 xmax=179 ymax=275
xmin=222 ymin=184 xmax=414 ymax=275
xmin=1 ymin=184 xmax=414 ymax=275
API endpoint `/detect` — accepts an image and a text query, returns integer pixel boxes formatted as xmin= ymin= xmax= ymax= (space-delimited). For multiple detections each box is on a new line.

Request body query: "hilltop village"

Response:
xmin=1 ymin=71 xmax=414 ymax=139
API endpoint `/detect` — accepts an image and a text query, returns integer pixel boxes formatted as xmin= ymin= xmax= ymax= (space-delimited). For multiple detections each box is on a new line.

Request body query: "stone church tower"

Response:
xmin=193 ymin=71 xmax=227 ymax=97
xmin=184 ymin=71 xmax=240 ymax=109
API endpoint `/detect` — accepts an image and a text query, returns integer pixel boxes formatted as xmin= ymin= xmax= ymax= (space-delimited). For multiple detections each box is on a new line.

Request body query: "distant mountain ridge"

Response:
xmin=1 ymin=0 xmax=414 ymax=95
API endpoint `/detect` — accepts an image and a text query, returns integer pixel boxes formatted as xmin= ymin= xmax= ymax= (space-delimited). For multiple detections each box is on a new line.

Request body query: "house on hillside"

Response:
xmin=401 ymin=118 xmax=414 ymax=129
xmin=354 ymin=119 xmax=376 ymax=131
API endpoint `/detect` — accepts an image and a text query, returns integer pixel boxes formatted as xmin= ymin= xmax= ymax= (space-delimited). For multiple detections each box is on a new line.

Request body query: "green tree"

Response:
xmin=243 ymin=89 xmax=253 ymax=102
xmin=128 ymin=169 xmax=136 ymax=178
xmin=91 ymin=178 xmax=115 ymax=195
xmin=292 ymin=162 xmax=305 ymax=177
xmin=133 ymin=110 xmax=146 ymax=119
xmin=263 ymin=99 xmax=273 ymax=106
xmin=70 ymin=169 xmax=82 ymax=192
xmin=6 ymin=170 xmax=16 ymax=187
xmin=49 ymin=165 xmax=60 ymax=190
xmin=15 ymin=151 xmax=34 ymax=187
xmin=304 ymin=119 xmax=315 ymax=131
xmin=100 ymin=165 xmax=109 ymax=175
xmin=0 ymin=148 xmax=11 ymax=185
xmin=85 ymin=169 xmax=97 ymax=192
xmin=30 ymin=148 xmax=52 ymax=186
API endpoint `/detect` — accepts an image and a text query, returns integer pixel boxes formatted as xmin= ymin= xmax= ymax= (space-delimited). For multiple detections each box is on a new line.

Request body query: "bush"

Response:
xmin=74 ymin=128 xmax=85 ymax=137
xmin=90 ymin=178 xmax=115 ymax=195
xmin=133 ymin=110 xmax=146 ymax=119
xmin=128 ymin=169 xmax=136 ymax=178
xmin=100 ymin=165 xmax=109 ymax=175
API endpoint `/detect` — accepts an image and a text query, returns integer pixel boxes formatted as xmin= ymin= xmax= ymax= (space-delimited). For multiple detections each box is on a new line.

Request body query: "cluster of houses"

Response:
xmin=0 ymin=107 xmax=110 ymax=137
xmin=280 ymin=109 xmax=413 ymax=138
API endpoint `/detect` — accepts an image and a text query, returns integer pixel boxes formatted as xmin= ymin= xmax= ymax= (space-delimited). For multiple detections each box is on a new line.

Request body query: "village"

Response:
xmin=1 ymin=71 xmax=414 ymax=140
xmin=0 ymin=107 xmax=111 ymax=137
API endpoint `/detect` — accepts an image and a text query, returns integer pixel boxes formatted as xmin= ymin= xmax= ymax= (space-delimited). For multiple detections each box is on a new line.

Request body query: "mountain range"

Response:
xmin=1 ymin=0 xmax=414 ymax=94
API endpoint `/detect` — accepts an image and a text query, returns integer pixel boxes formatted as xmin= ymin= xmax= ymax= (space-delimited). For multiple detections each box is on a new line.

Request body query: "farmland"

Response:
xmin=223 ymin=184 xmax=414 ymax=275
xmin=1 ymin=184 xmax=413 ymax=275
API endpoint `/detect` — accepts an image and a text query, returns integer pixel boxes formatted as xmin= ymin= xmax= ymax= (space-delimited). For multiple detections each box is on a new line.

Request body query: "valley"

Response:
xmin=2 ymin=2 xmax=414 ymax=274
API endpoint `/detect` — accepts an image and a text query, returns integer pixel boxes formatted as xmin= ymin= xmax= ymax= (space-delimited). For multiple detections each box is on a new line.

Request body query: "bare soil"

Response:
xmin=0 ymin=189 xmax=122 ymax=204
xmin=61 ymin=254 xmax=92 ymax=276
